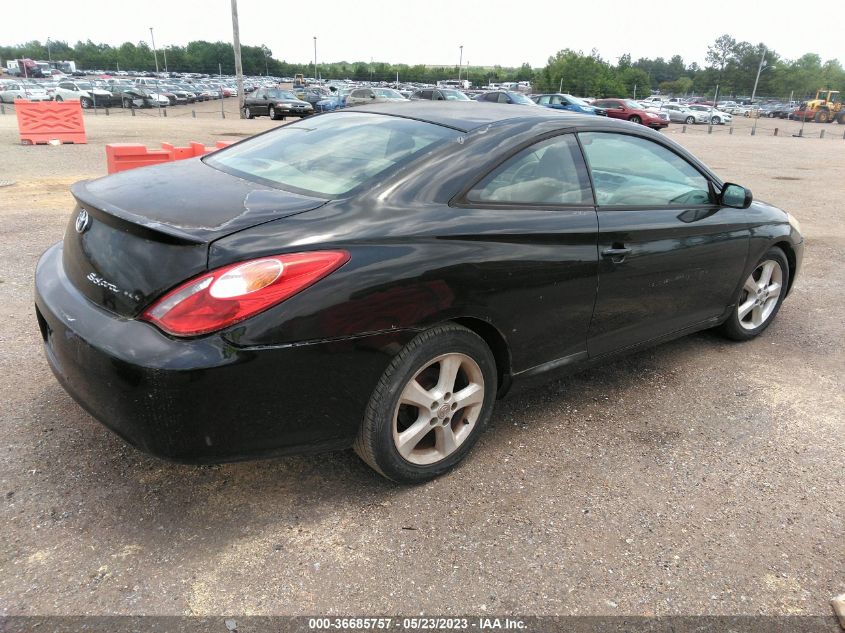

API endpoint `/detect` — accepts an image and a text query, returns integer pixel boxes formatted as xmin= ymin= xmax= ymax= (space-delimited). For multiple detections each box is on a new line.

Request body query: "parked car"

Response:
xmin=531 ymin=93 xmax=606 ymax=116
xmin=54 ymin=80 xmax=116 ymax=108
xmin=121 ymin=86 xmax=168 ymax=108
xmin=688 ymin=105 xmax=732 ymax=125
xmin=660 ymin=103 xmax=709 ymax=124
xmin=243 ymin=88 xmax=313 ymax=119
xmin=474 ymin=91 xmax=536 ymax=105
xmin=0 ymin=81 xmax=51 ymax=103
xmin=346 ymin=87 xmax=408 ymax=106
xmin=35 ymin=103 xmax=802 ymax=483
xmin=410 ymin=88 xmax=472 ymax=101
xmin=592 ymin=99 xmax=669 ymax=129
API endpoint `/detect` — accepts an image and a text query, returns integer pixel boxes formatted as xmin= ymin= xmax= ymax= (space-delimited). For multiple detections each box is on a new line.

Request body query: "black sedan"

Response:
xmin=243 ymin=88 xmax=313 ymax=120
xmin=35 ymin=103 xmax=804 ymax=483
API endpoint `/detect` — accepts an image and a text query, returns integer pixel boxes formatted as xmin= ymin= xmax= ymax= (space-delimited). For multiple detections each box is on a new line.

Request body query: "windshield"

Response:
xmin=206 ymin=112 xmax=459 ymax=196
xmin=374 ymin=88 xmax=404 ymax=99
xmin=440 ymin=89 xmax=470 ymax=101
xmin=267 ymin=89 xmax=297 ymax=99
xmin=509 ymin=93 xmax=534 ymax=105
xmin=563 ymin=94 xmax=589 ymax=106
xmin=623 ymin=100 xmax=643 ymax=109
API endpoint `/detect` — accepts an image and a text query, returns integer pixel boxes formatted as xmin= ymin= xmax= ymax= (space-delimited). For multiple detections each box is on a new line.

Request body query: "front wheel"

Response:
xmin=685 ymin=116 xmax=695 ymax=125
xmin=628 ymin=115 xmax=642 ymax=124
xmin=80 ymin=97 xmax=92 ymax=109
xmin=55 ymin=96 xmax=63 ymax=102
xmin=354 ymin=324 xmax=497 ymax=483
xmin=718 ymin=247 xmax=789 ymax=341
xmin=243 ymin=106 xmax=254 ymax=119
xmin=711 ymin=116 xmax=721 ymax=125
xmin=268 ymin=105 xmax=278 ymax=120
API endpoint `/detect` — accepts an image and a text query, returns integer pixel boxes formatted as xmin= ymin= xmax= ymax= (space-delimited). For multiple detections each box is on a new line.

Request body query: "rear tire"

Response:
xmin=629 ymin=115 xmax=642 ymax=124
xmin=354 ymin=324 xmax=497 ymax=484
xmin=718 ymin=247 xmax=789 ymax=341
xmin=268 ymin=105 xmax=278 ymax=120
xmin=815 ymin=110 xmax=830 ymax=123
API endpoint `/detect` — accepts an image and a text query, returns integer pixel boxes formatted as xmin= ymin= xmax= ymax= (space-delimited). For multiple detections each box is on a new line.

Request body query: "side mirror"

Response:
xmin=720 ymin=183 xmax=753 ymax=209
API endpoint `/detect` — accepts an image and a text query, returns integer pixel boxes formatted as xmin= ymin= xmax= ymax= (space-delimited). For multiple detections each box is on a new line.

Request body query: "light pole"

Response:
xmin=313 ymin=36 xmax=318 ymax=82
xmin=149 ymin=27 xmax=160 ymax=74
xmin=46 ymin=37 xmax=52 ymax=65
xmin=750 ymin=46 xmax=767 ymax=104
xmin=458 ymin=45 xmax=463 ymax=81
xmin=163 ymin=46 xmax=168 ymax=74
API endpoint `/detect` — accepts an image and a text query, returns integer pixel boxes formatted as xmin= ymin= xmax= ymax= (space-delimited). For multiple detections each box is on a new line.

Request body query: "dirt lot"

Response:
xmin=0 ymin=104 xmax=842 ymax=619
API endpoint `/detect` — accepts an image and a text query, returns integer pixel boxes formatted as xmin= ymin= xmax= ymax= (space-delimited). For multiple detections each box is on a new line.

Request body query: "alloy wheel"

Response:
xmin=392 ymin=353 xmax=485 ymax=465
xmin=737 ymin=260 xmax=783 ymax=330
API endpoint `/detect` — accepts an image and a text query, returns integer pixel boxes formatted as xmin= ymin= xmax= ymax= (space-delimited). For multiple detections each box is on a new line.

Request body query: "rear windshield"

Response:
xmin=205 ymin=112 xmax=460 ymax=196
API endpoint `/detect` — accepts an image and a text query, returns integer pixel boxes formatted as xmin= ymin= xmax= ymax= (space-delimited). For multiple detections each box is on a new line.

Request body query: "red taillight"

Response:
xmin=142 ymin=251 xmax=349 ymax=337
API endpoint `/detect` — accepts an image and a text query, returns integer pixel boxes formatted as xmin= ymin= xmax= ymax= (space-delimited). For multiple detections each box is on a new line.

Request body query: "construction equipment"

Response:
xmin=793 ymin=90 xmax=845 ymax=123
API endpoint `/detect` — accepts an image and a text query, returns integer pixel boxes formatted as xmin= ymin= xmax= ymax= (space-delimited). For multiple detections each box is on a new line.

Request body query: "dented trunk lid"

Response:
xmin=62 ymin=158 xmax=327 ymax=318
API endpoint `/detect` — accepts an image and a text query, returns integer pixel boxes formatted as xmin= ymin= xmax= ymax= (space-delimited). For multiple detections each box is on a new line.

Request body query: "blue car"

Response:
xmin=532 ymin=93 xmax=606 ymax=116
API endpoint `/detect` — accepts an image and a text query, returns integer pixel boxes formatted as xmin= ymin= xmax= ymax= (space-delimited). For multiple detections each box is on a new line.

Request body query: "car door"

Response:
xmin=578 ymin=131 xmax=751 ymax=357
xmin=596 ymin=100 xmax=625 ymax=120
xmin=250 ymin=89 xmax=266 ymax=114
xmin=458 ymin=133 xmax=599 ymax=368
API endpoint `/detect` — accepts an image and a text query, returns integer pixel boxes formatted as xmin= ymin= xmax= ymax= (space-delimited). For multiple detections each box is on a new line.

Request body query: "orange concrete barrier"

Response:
xmin=106 ymin=141 xmax=236 ymax=173
xmin=15 ymin=99 xmax=87 ymax=145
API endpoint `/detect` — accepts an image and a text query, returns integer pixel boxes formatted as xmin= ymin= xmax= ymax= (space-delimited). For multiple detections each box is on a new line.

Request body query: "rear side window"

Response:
xmin=467 ymin=134 xmax=594 ymax=206
xmin=579 ymin=132 xmax=712 ymax=206
xmin=206 ymin=112 xmax=460 ymax=197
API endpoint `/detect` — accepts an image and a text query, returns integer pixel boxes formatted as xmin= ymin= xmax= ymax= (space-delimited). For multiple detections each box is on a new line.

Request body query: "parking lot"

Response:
xmin=0 ymin=107 xmax=842 ymax=618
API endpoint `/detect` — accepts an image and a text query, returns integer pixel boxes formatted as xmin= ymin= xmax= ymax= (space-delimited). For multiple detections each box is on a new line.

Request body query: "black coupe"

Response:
xmin=35 ymin=103 xmax=804 ymax=483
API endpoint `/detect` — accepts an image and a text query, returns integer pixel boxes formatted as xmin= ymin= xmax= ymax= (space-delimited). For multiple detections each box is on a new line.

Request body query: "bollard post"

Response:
xmin=774 ymin=128 xmax=778 ymax=136
xmin=163 ymin=108 xmax=167 ymax=117
xmin=105 ymin=108 xmax=109 ymax=116
xmin=798 ymin=129 xmax=802 ymax=137
xmin=682 ymin=125 xmax=686 ymax=133
xmin=192 ymin=110 xmax=196 ymax=119
xmin=1 ymin=104 xmax=4 ymax=115
xmin=708 ymin=125 xmax=713 ymax=134
xmin=131 ymin=107 xmax=135 ymax=117
xmin=750 ymin=126 xmax=755 ymax=136
xmin=729 ymin=126 xmax=733 ymax=135
xmin=820 ymin=129 xmax=825 ymax=139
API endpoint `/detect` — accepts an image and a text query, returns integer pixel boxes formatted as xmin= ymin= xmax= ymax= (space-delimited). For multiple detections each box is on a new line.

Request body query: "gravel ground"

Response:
xmin=0 ymin=107 xmax=842 ymax=619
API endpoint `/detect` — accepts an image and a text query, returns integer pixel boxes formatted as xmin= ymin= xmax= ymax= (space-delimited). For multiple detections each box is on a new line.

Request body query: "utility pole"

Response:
xmin=149 ymin=27 xmax=159 ymax=74
xmin=46 ymin=38 xmax=52 ymax=65
xmin=313 ymin=36 xmax=318 ymax=82
xmin=163 ymin=47 xmax=168 ymax=74
xmin=230 ymin=0 xmax=245 ymax=117
xmin=750 ymin=46 xmax=767 ymax=104
xmin=458 ymin=45 xmax=463 ymax=81
xmin=559 ymin=77 xmax=563 ymax=93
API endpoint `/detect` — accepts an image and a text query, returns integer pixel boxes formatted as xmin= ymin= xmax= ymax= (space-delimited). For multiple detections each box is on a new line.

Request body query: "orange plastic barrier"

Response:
xmin=106 ymin=141 xmax=235 ymax=174
xmin=15 ymin=99 xmax=86 ymax=145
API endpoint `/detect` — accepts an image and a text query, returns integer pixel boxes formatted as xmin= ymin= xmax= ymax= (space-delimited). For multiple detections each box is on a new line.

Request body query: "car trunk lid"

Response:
xmin=62 ymin=158 xmax=327 ymax=318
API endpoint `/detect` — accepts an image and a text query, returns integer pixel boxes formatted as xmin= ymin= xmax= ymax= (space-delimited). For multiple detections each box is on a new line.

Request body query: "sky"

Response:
xmin=1 ymin=0 xmax=842 ymax=68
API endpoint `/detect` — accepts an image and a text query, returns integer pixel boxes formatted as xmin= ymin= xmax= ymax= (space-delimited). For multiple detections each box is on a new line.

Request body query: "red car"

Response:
xmin=592 ymin=99 xmax=669 ymax=129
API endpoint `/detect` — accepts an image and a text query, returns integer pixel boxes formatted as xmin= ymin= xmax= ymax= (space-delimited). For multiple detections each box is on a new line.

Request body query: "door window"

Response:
xmin=467 ymin=134 xmax=593 ymax=206
xmin=579 ymin=132 xmax=712 ymax=206
xmin=537 ymin=95 xmax=551 ymax=105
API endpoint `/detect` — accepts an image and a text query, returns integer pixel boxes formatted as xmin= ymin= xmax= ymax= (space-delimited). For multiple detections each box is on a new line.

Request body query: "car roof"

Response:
xmin=347 ymin=101 xmax=605 ymax=133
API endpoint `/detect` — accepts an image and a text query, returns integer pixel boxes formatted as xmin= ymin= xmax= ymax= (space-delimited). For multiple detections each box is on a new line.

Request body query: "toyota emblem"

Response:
xmin=75 ymin=209 xmax=90 ymax=234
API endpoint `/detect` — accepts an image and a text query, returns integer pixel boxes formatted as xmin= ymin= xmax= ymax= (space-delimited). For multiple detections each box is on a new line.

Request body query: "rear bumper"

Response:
xmin=35 ymin=242 xmax=407 ymax=463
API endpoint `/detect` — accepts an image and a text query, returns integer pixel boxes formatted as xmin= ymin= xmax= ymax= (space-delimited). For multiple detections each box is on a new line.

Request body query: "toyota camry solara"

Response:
xmin=35 ymin=102 xmax=804 ymax=483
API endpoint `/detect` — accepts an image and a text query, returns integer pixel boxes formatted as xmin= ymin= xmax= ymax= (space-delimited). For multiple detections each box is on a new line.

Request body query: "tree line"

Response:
xmin=2 ymin=35 xmax=842 ymax=100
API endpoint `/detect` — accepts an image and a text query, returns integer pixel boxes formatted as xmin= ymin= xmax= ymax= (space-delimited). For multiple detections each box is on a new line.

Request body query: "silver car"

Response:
xmin=687 ymin=105 xmax=733 ymax=125
xmin=346 ymin=87 xmax=407 ymax=107
xmin=0 ymin=81 xmax=51 ymax=103
xmin=661 ymin=103 xmax=709 ymax=124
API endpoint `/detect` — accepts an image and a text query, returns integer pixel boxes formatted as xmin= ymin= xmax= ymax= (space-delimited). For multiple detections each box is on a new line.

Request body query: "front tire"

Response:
xmin=711 ymin=116 xmax=721 ymax=125
xmin=244 ymin=106 xmax=254 ymax=119
xmin=685 ymin=116 xmax=695 ymax=125
xmin=268 ymin=105 xmax=278 ymax=120
xmin=629 ymin=115 xmax=642 ymax=124
xmin=718 ymin=247 xmax=789 ymax=341
xmin=80 ymin=97 xmax=92 ymax=109
xmin=354 ymin=324 xmax=497 ymax=484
